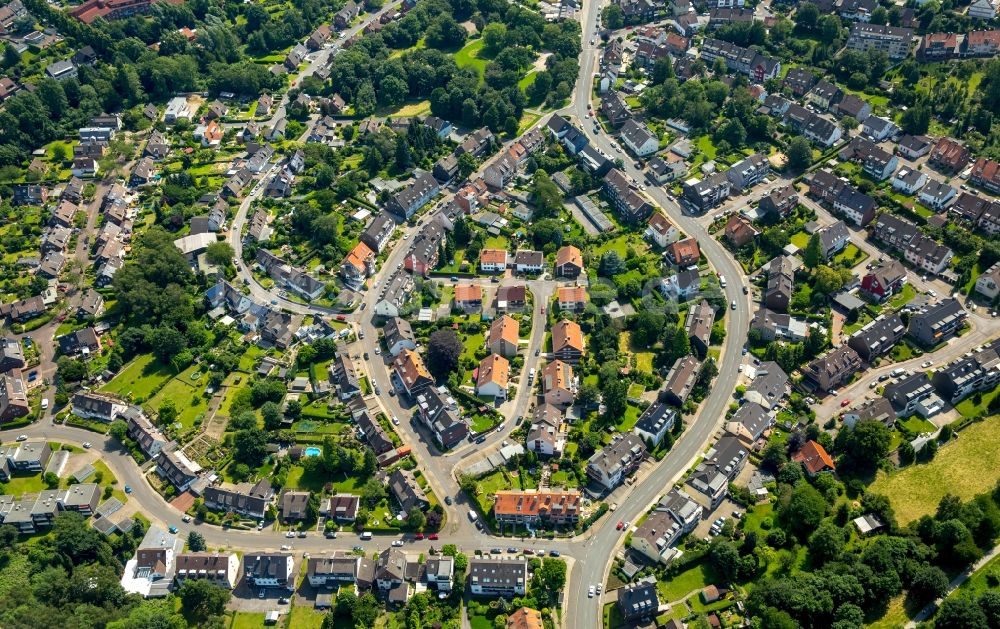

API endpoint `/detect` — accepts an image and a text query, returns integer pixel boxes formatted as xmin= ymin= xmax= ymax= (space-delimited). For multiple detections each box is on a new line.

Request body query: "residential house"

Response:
xmin=329 ymin=351 xmax=361 ymax=401
xmin=71 ymin=392 xmax=126 ymax=422
xmin=751 ymin=308 xmax=809 ymax=342
xmin=792 ymin=440 xmax=836 ymax=476
xmin=620 ymin=120 xmax=659 ymax=157
xmin=663 ymin=355 xmax=700 ymax=406
xmin=374 ymin=272 xmax=414 ymax=318
xmin=682 ymin=172 xmax=731 ymax=212
xmin=848 ymin=313 xmax=906 ymax=362
xmin=907 ymin=298 xmax=966 ymax=347
xmin=120 ymin=525 xmax=180 ymax=597
xmin=555 ymin=245 xmax=584 ymax=278
xmin=383 ymin=317 xmax=417 ymax=357
xmin=307 ymin=552 xmax=360 ymax=587
xmin=0 ymin=338 xmax=25 ymax=372
xmin=846 ymin=23 xmax=913 ymax=60
xmin=527 ymin=404 xmax=565 ymax=456
xmin=745 ymin=361 xmax=789 ymax=410
xmin=929 ymin=137 xmax=970 ymax=173
xmin=454 ymin=283 xmax=483 ymax=311
xmin=724 ymin=214 xmax=758 ymax=248
xmin=817 ymin=221 xmax=850 ymax=259
xmin=513 ymin=250 xmax=543 ymax=275
xmin=685 ymin=300 xmax=715 ymax=357
xmin=667 ymin=238 xmax=701 ymax=267
xmin=0 ymin=369 xmax=29 ymax=423
xmin=618 ymin=577 xmax=661 ymax=621
xmin=541 ymin=360 xmax=576 ymax=407
xmin=840 ymin=137 xmax=898 ymax=181
xmin=646 ymin=153 xmax=686 ymax=185
xmin=493 ymin=491 xmax=581 ymax=527
xmin=971 ymin=157 xmax=1000 ymax=195
xmin=393 ymin=349 xmax=433 ymax=397
xmin=860 ymin=259 xmax=907 ymax=302
xmin=885 ymin=372 xmax=939 ymax=417
xmin=763 ymin=256 xmax=794 ymax=313
xmin=243 ymin=553 xmax=294 ymax=589
xmin=488 ymin=315 xmax=519 ymax=358
xmin=633 ymin=402 xmax=677 ymax=446
xmin=601 ymin=91 xmax=632 ymax=127
xmin=759 ymin=185 xmax=798 ymax=217
xmin=835 ymin=93 xmax=872 ymax=122
xmin=699 ymin=38 xmax=781 ymax=81
xmin=841 ymin=396 xmax=896 ymax=429
xmin=387 ymin=171 xmax=440 ymax=219
xmin=931 ymin=338 xmax=1000 ymax=404
xmin=603 ymin=168 xmax=653 ymax=223
xmin=687 ymin=435 xmax=747 ymax=508
xmin=203 ymin=480 xmax=274 ymax=519
xmin=174 ymin=553 xmax=240 ymax=589
xmin=586 ymin=433 xmax=647 ymax=490
xmin=897 ymin=134 xmax=933 ymax=160
xmin=360 ymin=213 xmax=395 ymax=253
xmin=863 ymin=116 xmax=898 ymax=141
xmin=803 ymin=345 xmax=863 ymax=392
xmin=726 ymin=401 xmax=772 ymax=447
xmin=645 ymin=212 xmax=680 ymax=248
xmin=479 ymin=249 xmax=508 ymax=273
xmin=476 ymin=354 xmax=510 ymax=399
xmin=892 ymin=168 xmax=928 ymax=195
xmin=725 ymin=153 xmax=769 ymax=190
xmin=918 ymin=180 xmax=957 ymax=210
xmin=388 ymin=469 xmax=429 ymax=513
xmin=551 ymin=320 xmax=585 ymax=363
xmin=124 ymin=406 xmax=168 ymax=458
xmin=155 ymin=450 xmax=200 ymax=492
xmin=783 ymin=68 xmax=817 ymax=96
xmin=468 ymin=558 xmax=528 ymax=597
xmin=974 ymin=261 xmax=1000 ymax=301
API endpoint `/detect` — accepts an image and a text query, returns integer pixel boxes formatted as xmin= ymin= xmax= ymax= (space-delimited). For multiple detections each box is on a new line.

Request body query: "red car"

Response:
xmin=414 ymin=533 xmax=425 ymax=540
xmin=616 ymin=521 xmax=624 ymax=530
xmin=428 ymin=533 xmax=439 ymax=540
xmin=335 ymin=314 xmax=347 ymax=321
xmin=840 ymin=399 xmax=851 ymax=407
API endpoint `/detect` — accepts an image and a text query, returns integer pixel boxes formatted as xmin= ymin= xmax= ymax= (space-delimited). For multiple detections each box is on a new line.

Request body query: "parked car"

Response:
xmin=444 ymin=496 xmax=453 ymax=505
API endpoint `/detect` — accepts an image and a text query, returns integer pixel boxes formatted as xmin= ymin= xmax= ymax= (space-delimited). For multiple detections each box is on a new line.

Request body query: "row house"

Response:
xmin=387 ymin=170 xmax=440 ymax=219
xmin=931 ymin=338 xmax=1000 ymax=405
xmin=970 ymin=157 xmax=1000 ymax=195
xmin=928 ymin=137 xmax=970 ymax=173
xmin=492 ymin=491 xmax=581 ymax=527
xmin=960 ymin=29 xmax=1000 ymax=58
xmin=840 ymin=136 xmax=898 ymax=181
xmin=908 ymin=298 xmax=966 ymax=347
xmin=687 ymin=435 xmax=747 ymax=509
xmin=603 ymin=168 xmax=654 ymax=223
xmin=203 ymin=479 xmax=274 ymax=520
xmin=847 ymin=313 xmax=906 ymax=362
xmin=699 ymin=38 xmax=781 ymax=82
xmin=917 ymin=32 xmax=958 ymax=62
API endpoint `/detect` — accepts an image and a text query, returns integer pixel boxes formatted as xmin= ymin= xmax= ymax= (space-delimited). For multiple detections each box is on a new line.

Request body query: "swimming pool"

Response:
xmin=304 ymin=446 xmax=321 ymax=457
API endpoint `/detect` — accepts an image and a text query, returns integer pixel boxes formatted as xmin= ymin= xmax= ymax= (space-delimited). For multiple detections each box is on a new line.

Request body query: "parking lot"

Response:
xmin=692 ymin=499 xmax=744 ymax=539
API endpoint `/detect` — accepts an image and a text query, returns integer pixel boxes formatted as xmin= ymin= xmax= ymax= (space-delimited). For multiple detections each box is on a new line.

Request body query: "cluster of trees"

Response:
xmin=0 ymin=513 xmax=230 ymax=627
xmin=318 ymin=0 xmax=578 ymax=133
xmin=641 ymin=72 xmax=774 ymax=153
xmin=729 ymin=417 xmax=1000 ymax=628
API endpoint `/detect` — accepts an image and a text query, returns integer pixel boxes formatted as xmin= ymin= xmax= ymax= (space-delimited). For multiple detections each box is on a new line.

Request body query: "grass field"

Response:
xmin=833 ymin=243 xmax=866 ymax=267
xmin=888 ymin=283 xmax=917 ymax=310
xmin=100 ymin=354 xmax=174 ymax=401
xmin=871 ymin=415 xmax=1000 ymax=524
xmin=3 ymin=472 xmax=48 ymax=496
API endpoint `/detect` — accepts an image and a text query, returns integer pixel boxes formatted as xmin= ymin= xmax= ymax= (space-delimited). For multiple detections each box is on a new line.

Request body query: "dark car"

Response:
xmin=475 ymin=436 xmax=486 ymax=444
xmin=549 ymin=550 xmax=560 ymax=557
xmin=444 ymin=496 xmax=453 ymax=505
xmin=363 ymin=352 xmax=369 ymax=360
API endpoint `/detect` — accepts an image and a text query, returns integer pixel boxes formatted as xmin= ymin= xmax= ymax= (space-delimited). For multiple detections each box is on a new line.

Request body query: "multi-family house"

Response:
xmin=907 ymin=298 xmax=966 ymax=346
xmin=847 ymin=313 xmax=906 ymax=362
xmin=586 ymin=433 xmax=647 ymax=490
xmin=846 ymin=23 xmax=913 ymax=60
xmin=551 ymin=320 xmax=585 ymax=363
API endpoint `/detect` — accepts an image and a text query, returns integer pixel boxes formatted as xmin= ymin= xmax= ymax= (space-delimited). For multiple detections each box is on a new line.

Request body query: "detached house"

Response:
xmin=551 ymin=320 xmax=585 ymax=363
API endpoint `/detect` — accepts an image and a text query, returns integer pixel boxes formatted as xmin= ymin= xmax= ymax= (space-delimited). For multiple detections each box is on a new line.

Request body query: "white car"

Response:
xmin=285 ymin=531 xmax=295 ymax=538
xmin=82 ymin=442 xmax=92 ymax=449
xmin=392 ymin=416 xmax=400 ymax=425
xmin=921 ymin=360 xmax=934 ymax=368
xmin=392 ymin=540 xmax=404 ymax=547
xmin=280 ymin=544 xmax=291 ymax=551
xmin=16 ymin=435 xmax=27 ymax=442
xmin=588 ymin=586 xmax=595 ymax=598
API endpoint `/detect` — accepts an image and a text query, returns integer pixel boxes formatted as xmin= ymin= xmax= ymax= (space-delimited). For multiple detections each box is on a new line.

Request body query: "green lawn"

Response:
xmin=228 ymin=611 xmax=266 ymax=629
xmin=617 ymin=404 xmax=642 ymax=432
xmin=695 ymin=135 xmax=718 ymax=160
xmin=789 ymin=231 xmax=810 ymax=250
xmin=3 ymin=472 xmax=48 ymax=496
xmin=518 ymin=71 xmax=538 ymax=90
xmin=898 ymin=416 xmax=936 ymax=434
xmin=955 ymin=383 xmax=1000 ymax=419
xmin=833 ymin=243 xmax=866 ymax=267
xmin=658 ymin=562 xmax=716 ymax=602
xmin=948 ymin=552 xmax=1000 ymax=600
xmin=455 ymin=38 xmax=490 ymax=77
xmin=890 ymin=340 xmax=916 ymax=362
xmin=100 ymin=354 xmax=174 ymax=402
xmin=594 ymin=235 xmax=647 ymax=258
xmin=888 ymin=283 xmax=917 ymax=310
xmin=871 ymin=415 xmax=1000 ymax=524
